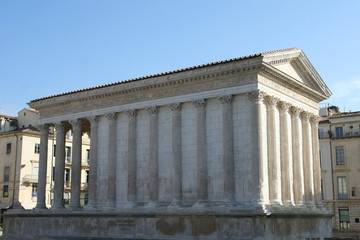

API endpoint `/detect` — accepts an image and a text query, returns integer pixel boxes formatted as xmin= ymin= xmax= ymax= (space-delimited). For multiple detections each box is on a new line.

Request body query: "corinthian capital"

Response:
xmin=145 ymin=106 xmax=158 ymax=115
xmin=38 ymin=124 xmax=50 ymax=132
xmin=310 ymin=115 xmax=322 ymax=123
xmin=168 ymin=103 xmax=181 ymax=112
xmin=192 ymin=99 xmax=206 ymax=109
xmin=265 ymin=96 xmax=279 ymax=106
xmin=301 ymin=111 xmax=311 ymax=121
xmin=290 ymin=106 xmax=301 ymax=117
xmin=125 ymin=110 xmax=136 ymax=118
xmin=247 ymin=90 xmax=266 ymax=102
xmin=278 ymin=101 xmax=291 ymax=112
xmin=105 ymin=112 xmax=117 ymax=120
xmin=70 ymin=119 xmax=83 ymax=131
xmin=218 ymin=95 xmax=232 ymax=104
xmin=55 ymin=122 xmax=66 ymax=133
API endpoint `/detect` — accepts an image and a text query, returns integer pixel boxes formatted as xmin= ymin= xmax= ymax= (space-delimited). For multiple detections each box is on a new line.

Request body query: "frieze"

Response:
xmin=31 ymin=67 xmax=258 ymax=119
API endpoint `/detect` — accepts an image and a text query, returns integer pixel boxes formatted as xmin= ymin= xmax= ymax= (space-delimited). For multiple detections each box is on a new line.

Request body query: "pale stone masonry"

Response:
xmin=3 ymin=48 xmax=333 ymax=239
xmin=319 ymin=107 xmax=360 ymax=236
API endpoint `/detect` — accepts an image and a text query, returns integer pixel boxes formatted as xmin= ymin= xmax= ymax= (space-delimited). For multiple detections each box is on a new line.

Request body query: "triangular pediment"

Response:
xmin=262 ymin=49 xmax=332 ymax=99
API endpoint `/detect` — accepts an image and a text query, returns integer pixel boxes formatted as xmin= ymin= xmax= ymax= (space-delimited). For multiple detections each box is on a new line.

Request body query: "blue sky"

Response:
xmin=1 ymin=1 xmax=359 ymax=116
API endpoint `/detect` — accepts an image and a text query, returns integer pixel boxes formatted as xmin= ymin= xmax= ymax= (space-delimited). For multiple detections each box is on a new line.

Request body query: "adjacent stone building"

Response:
xmin=0 ymin=108 xmax=90 ymax=211
xmin=3 ymin=48 xmax=332 ymax=239
xmin=319 ymin=106 xmax=360 ymax=237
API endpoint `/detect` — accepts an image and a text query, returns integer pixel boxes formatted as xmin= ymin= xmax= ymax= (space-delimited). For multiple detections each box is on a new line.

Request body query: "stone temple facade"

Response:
xmin=2 ymin=48 xmax=332 ymax=239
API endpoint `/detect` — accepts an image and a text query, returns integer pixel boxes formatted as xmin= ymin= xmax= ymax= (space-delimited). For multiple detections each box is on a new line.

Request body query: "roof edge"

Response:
xmin=30 ymin=48 xmax=298 ymax=103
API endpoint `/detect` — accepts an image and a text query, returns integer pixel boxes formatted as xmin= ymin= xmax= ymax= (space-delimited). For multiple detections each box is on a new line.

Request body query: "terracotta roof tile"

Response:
xmin=30 ymin=47 xmax=298 ymax=102
xmin=0 ymin=114 xmax=17 ymax=119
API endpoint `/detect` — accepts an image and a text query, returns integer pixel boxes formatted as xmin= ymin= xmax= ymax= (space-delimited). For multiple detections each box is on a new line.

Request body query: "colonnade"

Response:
xmin=35 ymin=90 xmax=322 ymax=210
xmin=248 ymin=90 xmax=322 ymax=208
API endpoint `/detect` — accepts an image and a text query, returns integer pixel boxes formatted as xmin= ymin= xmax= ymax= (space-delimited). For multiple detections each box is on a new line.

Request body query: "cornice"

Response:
xmin=259 ymin=63 xmax=327 ymax=102
xmin=29 ymin=62 xmax=262 ymax=117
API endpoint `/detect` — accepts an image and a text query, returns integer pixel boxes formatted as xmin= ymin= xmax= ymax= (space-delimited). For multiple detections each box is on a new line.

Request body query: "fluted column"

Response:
xmin=302 ymin=111 xmax=315 ymax=207
xmin=311 ymin=115 xmax=323 ymax=207
xmin=69 ymin=119 xmax=83 ymax=209
xmin=265 ymin=96 xmax=282 ymax=206
xmin=279 ymin=101 xmax=294 ymax=207
xmin=192 ymin=99 xmax=208 ymax=206
xmin=87 ymin=116 xmax=99 ymax=208
xmin=106 ymin=113 xmax=117 ymax=208
xmin=291 ymin=107 xmax=305 ymax=207
xmin=218 ymin=95 xmax=235 ymax=204
xmin=52 ymin=122 xmax=66 ymax=209
xmin=35 ymin=124 xmax=49 ymax=209
xmin=247 ymin=90 xmax=269 ymax=206
xmin=125 ymin=110 xmax=137 ymax=207
xmin=167 ymin=103 xmax=182 ymax=206
xmin=145 ymin=106 xmax=159 ymax=207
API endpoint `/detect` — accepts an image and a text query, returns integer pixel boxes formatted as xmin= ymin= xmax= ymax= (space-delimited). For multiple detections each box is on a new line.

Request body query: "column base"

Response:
xmin=282 ymin=200 xmax=295 ymax=208
xmin=50 ymin=204 xmax=65 ymax=210
xmin=68 ymin=205 xmax=83 ymax=210
xmin=193 ymin=201 xmax=208 ymax=208
xmin=34 ymin=204 xmax=48 ymax=210
xmin=144 ymin=201 xmax=158 ymax=208
xmin=118 ymin=202 xmax=137 ymax=208
xmin=168 ymin=199 xmax=182 ymax=208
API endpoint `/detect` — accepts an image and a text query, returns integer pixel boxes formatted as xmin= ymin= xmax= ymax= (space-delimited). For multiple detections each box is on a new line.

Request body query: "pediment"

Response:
xmin=262 ymin=49 xmax=332 ymax=99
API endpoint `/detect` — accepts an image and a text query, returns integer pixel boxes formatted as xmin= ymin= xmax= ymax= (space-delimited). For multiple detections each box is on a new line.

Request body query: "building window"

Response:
xmin=34 ymin=143 xmax=40 ymax=154
xmin=336 ymin=127 xmax=343 ymax=138
xmin=52 ymin=167 xmax=55 ymax=181
xmin=3 ymin=185 xmax=9 ymax=197
xmin=6 ymin=143 xmax=11 ymax=154
xmin=86 ymin=149 xmax=90 ymax=165
xmin=336 ymin=146 xmax=345 ymax=165
xmin=65 ymin=146 xmax=71 ymax=163
xmin=32 ymin=184 xmax=38 ymax=202
xmin=53 ymin=145 xmax=56 ymax=157
xmin=84 ymin=193 xmax=89 ymax=205
xmin=64 ymin=168 xmax=70 ymax=188
xmin=339 ymin=208 xmax=350 ymax=229
xmin=0 ymin=119 xmax=2 ymax=130
xmin=86 ymin=170 xmax=89 ymax=183
xmin=4 ymin=166 xmax=10 ymax=182
xmin=338 ymin=176 xmax=348 ymax=200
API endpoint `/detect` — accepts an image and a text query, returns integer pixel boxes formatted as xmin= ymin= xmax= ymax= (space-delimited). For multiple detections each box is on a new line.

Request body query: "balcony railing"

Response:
xmin=319 ymin=131 xmax=360 ymax=139
xmin=22 ymin=174 xmax=38 ymax=183
xmin=23 ymin=175 xmax=50 ymax=184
